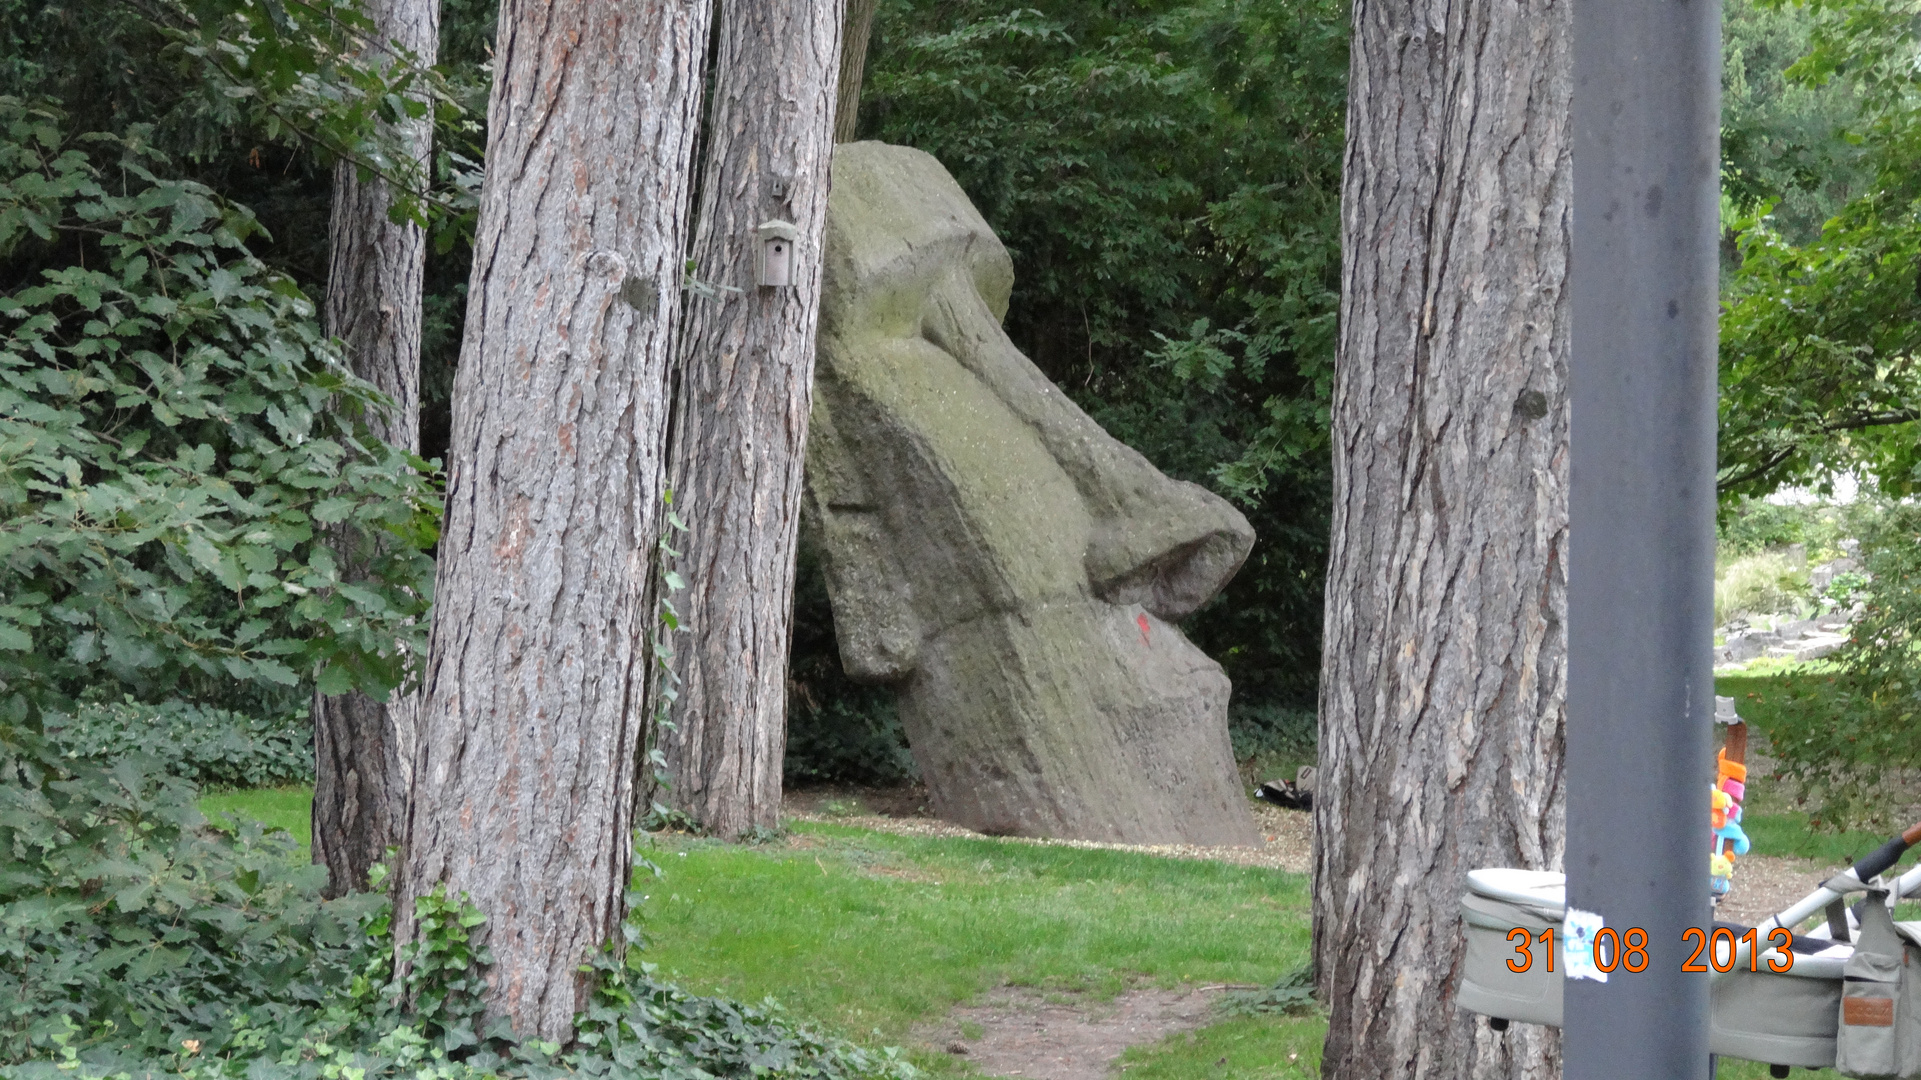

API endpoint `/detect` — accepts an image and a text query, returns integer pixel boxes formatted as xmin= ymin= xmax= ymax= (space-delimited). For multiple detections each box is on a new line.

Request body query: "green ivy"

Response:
xmin=0 ymin=724 xmax=379 ymax=1063
xmin=0 ymin=99 xmax=441 ymax=722
xmin=2 ymin=726 xmax=916 ymax=1080
xmin=43 ymin=698 xmax=312 ymax=791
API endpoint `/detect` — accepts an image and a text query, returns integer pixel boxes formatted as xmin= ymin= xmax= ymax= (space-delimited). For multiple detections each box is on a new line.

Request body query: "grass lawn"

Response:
xmin=196 ymin=785 xmax=1319 ymax=1074
xmin=1718 ymin=667 xmax=1912 ymax=865
xmin=198 ymin=783 xmax=314 ymax=860
xmin=1115 ymin=1015 xmax=1324 ymax=1079
xmin=639 ymin=823 xmax=1312 ymax=1074
xmin=202 ymin=670 xmax=1876 ymax=1080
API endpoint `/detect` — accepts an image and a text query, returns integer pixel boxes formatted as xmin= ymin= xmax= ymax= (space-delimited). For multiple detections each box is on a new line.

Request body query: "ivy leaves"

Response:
xmin=0 ymin=100 xmax=440 ymax=720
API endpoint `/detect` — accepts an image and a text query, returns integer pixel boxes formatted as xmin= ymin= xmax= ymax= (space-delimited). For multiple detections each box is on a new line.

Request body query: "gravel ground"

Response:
xmin=782 ymin=785 xmax=1312 ymax=873
xmin=1716 ymin=854 xmax=1841 ymax=927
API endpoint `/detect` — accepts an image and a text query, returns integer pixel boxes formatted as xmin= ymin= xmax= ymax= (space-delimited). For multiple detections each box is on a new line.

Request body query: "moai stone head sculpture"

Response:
xmin=805 ymin=143 xmax=1260 ymax=846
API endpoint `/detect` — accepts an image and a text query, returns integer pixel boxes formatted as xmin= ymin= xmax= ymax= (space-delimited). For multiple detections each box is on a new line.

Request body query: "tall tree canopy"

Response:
xmin=1719 ymin=0 xmax=1921 ymax=499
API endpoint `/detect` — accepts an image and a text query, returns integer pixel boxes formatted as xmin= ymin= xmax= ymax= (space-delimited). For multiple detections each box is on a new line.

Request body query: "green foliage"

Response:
xmin=1722 ymin=0 xmax=1869 ymax=248
xmin=0 ymin=724 xmax=376 ymax=1063
xmin=1225 ymin=703 xmax=1315 ymax=763
xmin=1718 ymin=496 xmax=1827 ymax=554
xmin=783 ymin=541 xmax=916 ymax=787
xmin=1219 ymin=964 xmax=1316 ymax=1018
xmin=0 ymin=102 xmax=440 ymax=720
xmin=784 ymin=692 xmax=917 ymax=788
xmin=1716 ymin=551 xmax=1811 ymax=625
xmin=574 ymin=933 xmax=917 ymax=1080
xmin=1718 ymin=0 xmax=1921 ymax=498
xmin=1753 ymin=502 xmax=1921 ymax=827
xmin=2 ymin=727 xmax=915 ymax=1079
xmin=44 ymin=698 xmax=312 ymax=790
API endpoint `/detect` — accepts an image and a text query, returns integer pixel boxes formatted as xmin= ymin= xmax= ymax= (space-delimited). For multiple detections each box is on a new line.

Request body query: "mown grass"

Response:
xmin=1115 ymin=1014 xmax=1324 ymax=1079
xmin=196 ymin=787 xmax=1317 ymax=1074
xmin=198 ymin=783 xmax=313 ymax=861
xmin=639 ymin=823 xmax=1311 ymax=1073
xmin=203 ymin=680 xmax=1880 ymax=1080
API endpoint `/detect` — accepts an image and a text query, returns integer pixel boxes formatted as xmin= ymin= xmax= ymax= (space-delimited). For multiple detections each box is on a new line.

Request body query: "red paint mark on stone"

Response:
xmin=1137 ymin=614 xmax=1151 ymax=646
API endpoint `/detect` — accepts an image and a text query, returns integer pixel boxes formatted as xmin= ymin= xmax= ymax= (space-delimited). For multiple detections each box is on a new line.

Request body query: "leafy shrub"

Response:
xmin=0 ymin=723 xmax=915 ymax=1080
xmin=784 ymin=693 xmax=917 ymax=787
xmin=42 ymin=697 xmax=311 ymax=790
xmin=0 ymin=723 xmax=376 ymax=1064
xmin=1220 ymin=963 xmax=1316 ymax=1018
xmin=1228 ymin=702 xmax=1315 ymax=762
xmin=0 ymin=99 xmax=440 ymax=724
xmin=1762 ymin=502 xmax=1921 ymax=828
xmin=1716 ymin=551 xmax=1811 ymax=626
xmin=1719 ymin=498 xmax=1820 ymax=555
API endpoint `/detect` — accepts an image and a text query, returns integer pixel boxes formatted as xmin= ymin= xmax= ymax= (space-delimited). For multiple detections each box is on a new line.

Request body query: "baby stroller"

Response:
xmin=1458 ymin=826 xmax=1921 ymax=1076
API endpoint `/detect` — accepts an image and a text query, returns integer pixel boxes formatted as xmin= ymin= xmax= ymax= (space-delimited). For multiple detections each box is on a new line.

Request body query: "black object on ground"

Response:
xmin=1254 ymin=780 xmax=1312 ymax=812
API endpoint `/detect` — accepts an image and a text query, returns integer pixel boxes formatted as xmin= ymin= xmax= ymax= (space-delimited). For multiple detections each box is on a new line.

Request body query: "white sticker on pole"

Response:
xmin=1563 ymin=908 xmax=1609 ymax=983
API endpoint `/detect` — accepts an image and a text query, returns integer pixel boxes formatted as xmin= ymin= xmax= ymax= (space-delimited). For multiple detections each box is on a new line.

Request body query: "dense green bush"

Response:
xmin=0 ymin=724 xmax=374 ymax=1064
xmin=1715 ymin=551 xmax=1811 ymax=626
xmin=0 ymin=101 xmax=440 ymax=722
xmin=1761 ymin=501 xmax=1921 ymax=828
xmin=0 ymin=726 xmax=915 ymax=1079
xmin=783 ymin=692 xmax=917 ymax=788
xmin=42 ymin=698 xmax=312 ymax=790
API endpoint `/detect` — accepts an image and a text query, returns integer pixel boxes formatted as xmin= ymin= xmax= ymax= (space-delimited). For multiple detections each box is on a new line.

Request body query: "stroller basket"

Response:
xmin=1457 ymin=868 xmax=1847 ymax=1070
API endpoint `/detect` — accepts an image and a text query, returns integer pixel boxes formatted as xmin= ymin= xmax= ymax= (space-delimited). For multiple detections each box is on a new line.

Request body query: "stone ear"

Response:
xmin=801 ymin=396 xmax=921 ymax=683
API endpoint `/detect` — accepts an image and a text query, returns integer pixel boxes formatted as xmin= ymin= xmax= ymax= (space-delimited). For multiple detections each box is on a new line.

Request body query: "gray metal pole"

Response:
xmin=1566 ymin=0 xmax=1721 ymax=1072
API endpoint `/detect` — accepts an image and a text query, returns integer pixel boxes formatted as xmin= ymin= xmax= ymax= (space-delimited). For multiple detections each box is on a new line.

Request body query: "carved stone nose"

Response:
xmin=1085 ymin=499 xmax=1254 ymax=621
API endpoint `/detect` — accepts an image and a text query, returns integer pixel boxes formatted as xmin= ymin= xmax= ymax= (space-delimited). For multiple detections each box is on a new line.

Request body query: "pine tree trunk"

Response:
xmin=658 ymin=0 xmax=842 ymax=838
xmin=313 ymin=0 xmax=436 ymax=898
xmin=1312 ymin=0 xmax=1570 ymax=1074
xmin=834 ymin=0 xmax=877 ymax=143
xmin=394 ymin=0 xmax=712 ymax=1041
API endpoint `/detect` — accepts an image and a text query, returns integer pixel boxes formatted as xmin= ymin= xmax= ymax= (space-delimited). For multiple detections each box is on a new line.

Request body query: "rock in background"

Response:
xmin=802 ymin=142 xmax=1260 ymax=847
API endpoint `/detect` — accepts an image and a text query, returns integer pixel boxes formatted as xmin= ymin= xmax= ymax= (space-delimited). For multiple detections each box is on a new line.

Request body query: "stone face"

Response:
xmin=805 ymin=142 xmax=1260 ymax=846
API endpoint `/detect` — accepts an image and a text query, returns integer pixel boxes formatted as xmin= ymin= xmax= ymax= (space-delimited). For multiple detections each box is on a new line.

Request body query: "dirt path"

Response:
xmin=780 ymin=785 xmax=1304 ymax=1075
xmin=912 ymin=986 xmax=1240 ymax=1080
xmin=1717 ymin=854 xmax=1842 ymax=927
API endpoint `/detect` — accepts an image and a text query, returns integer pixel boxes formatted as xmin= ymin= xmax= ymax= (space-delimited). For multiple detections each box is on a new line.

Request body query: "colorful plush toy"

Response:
xmin=1712 ymin=719 xmax=1751 ymax=901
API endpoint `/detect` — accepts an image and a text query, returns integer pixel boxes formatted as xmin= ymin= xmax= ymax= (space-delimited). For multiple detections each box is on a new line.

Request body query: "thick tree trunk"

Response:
xmin=313 ymin=0 xmax=436 ymax=898
xmin=834 ymin=0 xmax=877 ymax=143
xmin=1312 ymin=0 xmax=1570 ymax=1074
xmin=658 ymin=0 xmax=842 ymax=838
xmin=394 ymin=0 xmax=712 ymax=1041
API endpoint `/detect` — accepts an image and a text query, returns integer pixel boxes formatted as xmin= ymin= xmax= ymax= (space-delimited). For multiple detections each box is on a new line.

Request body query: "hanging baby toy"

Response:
xmin=1712 ymin=695 xmax=1752 ymax=904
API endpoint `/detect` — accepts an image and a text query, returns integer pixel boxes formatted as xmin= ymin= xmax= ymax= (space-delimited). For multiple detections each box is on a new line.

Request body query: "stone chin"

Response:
xmin=804 ymin=141 xmax=1260 ymax=847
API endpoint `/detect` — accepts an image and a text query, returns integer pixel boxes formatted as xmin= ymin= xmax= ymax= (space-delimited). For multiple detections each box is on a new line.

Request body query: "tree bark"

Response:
xmin=313 ymin=0 xmax=436 ymax=898
xmin=658 ymin=0 xmax=842 ymax=838
xmin=834 ymin=0 xmax=877 ymax=143
xmin=1312 ymin=0 xmax=1570 ymax=1074
xmin=394 ymin=0 xmax=712 ymax=1041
